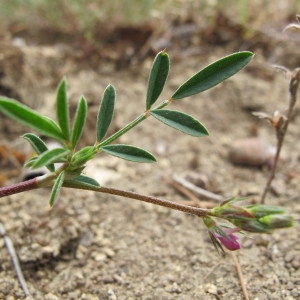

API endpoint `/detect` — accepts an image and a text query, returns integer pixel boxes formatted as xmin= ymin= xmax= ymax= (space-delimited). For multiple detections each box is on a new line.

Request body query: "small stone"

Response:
xmin=166 ymin=282 xmax=182 ymax=294
xmin=107 ymin=288 xmax=117 ymax=300
xmin=102 ymin=247 xmax=115 ymax=258
xmin=291 ymin=254 xmax=300 ymax=269
xmin=44 ymin=293 xmax=60 ymax=300
xmin=205 ymin=283 xmax=218 ymax=295
xmin=285 ymin=251 xmax=296 ymax=263
xmin=228 ymin=138 xmax=275 ymax=168
xmin=92 ymin=252 xmax=107 ymax=262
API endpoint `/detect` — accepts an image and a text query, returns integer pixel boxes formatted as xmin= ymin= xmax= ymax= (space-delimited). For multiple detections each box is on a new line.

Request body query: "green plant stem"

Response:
xmin=98 ymin=99 xmax=171 ymax=148
xmin=261 ymin=68 xmax=300 ymax=203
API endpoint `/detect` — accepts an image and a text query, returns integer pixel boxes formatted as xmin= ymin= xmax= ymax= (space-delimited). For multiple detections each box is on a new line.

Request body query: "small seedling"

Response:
xmin=0 ymin=51 xmax=294 ymax=254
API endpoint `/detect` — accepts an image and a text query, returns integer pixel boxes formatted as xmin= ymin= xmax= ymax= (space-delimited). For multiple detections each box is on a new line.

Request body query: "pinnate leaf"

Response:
xmin=150 ymin=109 xmax=208 ymax=136
xmin=146 ymin=51 xmax=170 ymax=109
xmin=172 ymin=51 xmax=254 ymax=100
xmin=101 ymin=144 xmax=156 ymax=163
xmin=97 ymin=84 xmax=115 ymax=142
xmin=0 ymin=97 xmax=64 ymax=140
xmin=56 ymin=78 xmax=71 ymax=140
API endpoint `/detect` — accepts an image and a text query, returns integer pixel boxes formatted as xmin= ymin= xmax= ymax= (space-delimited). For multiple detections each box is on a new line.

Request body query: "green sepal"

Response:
xmin=31 ymin=148 xmax=70 ymax=169
xmin=96 ymin=84 xmax=115 ymax=142
xmin=101 ymin=144 xmax=156 ymax=163
xmin=56 ymin=78 xmax=71 ymax=141
xmin=71 ymin=96 xmax=87 ymax=149
xmin=70 ymin=146 xmax=97 ymax=167
xmin=0 ymin=97 xmax=65 ymax=140
xmin=172 ymin=52 xmax=254 ymax=100
xmin=22 ymin=133 xmax=55 ymax=172
xmin=49 ymin=171 xmax=65 ymax=207
xmin=146 ymin=51 xmax=170 ymax=110
xmin=150 ymin=109 xmax=208 ymax=137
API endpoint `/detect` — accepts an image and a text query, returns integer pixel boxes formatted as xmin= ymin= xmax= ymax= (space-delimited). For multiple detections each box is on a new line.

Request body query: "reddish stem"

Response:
xmin=0 ymin=178 xmax=39 ymax=198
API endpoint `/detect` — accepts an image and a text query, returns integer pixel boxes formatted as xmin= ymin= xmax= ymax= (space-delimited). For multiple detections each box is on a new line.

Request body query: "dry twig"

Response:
xmin=172 ymin=174 xmax=225 ymax=202
xmin=260 ymin=67 xmax=300 ymax=203
xmin=231 ymin=252 xmax=249 ymax=300
xmin=0 ymin=223 xmax=32 ymax=299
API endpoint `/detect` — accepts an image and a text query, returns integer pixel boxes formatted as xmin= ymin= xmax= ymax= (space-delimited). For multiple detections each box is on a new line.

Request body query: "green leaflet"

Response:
xmin=63 ymin=175 xmax=100 ymax=189
xmin=71 ymin=96 xmax=87 ymax=149
xmin=0 ymin=97 xmax=64 ymax=140
xmin=172 ymin=52 xmax=254 ymax=100
xmin=97 ymin=84 xmax=116 ymax=142
xmin=49 ymin=171 xmax=65 ymax=207
xmin=150 ymin=109 xmax=208 ymax=137
xmin=32 ymin=148 xmax=70 ymax=169
xmin=101 ymin=144 xmax=156 ymax=163
xmin=56 ymin=78 xmax=71 ymax=141
xmin=146 ymin=51 xmax=170 ymax=110
xmin=22 ymin=133 xmax=55 ymax=172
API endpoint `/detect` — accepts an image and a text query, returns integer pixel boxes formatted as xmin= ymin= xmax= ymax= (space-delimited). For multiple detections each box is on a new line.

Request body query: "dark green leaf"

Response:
xmin=22 ymin=133 xmax=49 ymax=154
xmin=22 ymin=133 xmax=55 ymax=172
xmin=172 ymin=52 xmax=254 ymax=100
xmin=101 ymin=144 xmax=156 ymax=163
xmin=71 ymin=96 xmax=87 ymax=148
xmin=49 ymin=171 xmax=65 ymax=207
xmin=0 ymin=97 xmax=65 ymax=140
xmin=97 ymin=84 xmax=115 ymax=142
xmin=63 ymin=175 xmax=100 ymax=189
xmin=150 ymin=109 xmax=208 ymax=137
xmin=32 ymin=148 xmax=70 ymax=169
xmin=56 ymin=78 xmax=71 ymax=140
xmin=146 ymin=51 xmax=170 ymax=109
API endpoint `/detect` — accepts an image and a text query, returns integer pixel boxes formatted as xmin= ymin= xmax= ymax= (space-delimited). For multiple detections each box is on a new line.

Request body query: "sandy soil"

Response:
xmin=0 ymin=21 xmax=300 ymax=300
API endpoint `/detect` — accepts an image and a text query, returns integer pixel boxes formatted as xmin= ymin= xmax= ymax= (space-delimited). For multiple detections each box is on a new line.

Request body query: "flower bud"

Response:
xmin=210 ymin=204 xmax=253 ymax=220
xmin=246 ymin=205 xmax=286 ymax=218
xmin=259 ymin=214 xmax=294 ymax=229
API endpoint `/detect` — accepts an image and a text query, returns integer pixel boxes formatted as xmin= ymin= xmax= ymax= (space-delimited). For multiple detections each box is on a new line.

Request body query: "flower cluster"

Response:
xmin=203 ymin=198 xmax=294 ymax=253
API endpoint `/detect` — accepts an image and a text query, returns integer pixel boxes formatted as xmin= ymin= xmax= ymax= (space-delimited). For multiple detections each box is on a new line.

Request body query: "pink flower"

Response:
xmin=213 ymin=228 xmax=240 ymax=251
xmin=203 ymin=216 xmax=241 ymax=253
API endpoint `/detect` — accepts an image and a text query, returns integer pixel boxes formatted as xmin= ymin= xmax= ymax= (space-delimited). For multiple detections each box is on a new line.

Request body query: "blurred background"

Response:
xmin=0 ymin=0 xmax=299 ymax=68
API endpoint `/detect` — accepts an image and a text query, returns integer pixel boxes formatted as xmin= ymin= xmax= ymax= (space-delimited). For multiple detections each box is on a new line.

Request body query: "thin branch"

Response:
xmin=231 ymin=252 xmax=249 ymax=300
xmin=261 ymin=68 xmax=300 ymax=203
xmin=0 ymin=223 xmax=32 ymax=299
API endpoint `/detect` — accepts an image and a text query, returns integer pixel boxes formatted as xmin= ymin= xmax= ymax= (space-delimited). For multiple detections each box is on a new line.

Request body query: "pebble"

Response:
xmin=44 ymin=293 xmax=60 ymax=300
xmin=166 ymin=282 xmax=182 ymax=294
xmin=205 ymin=283 xmax=218 ymax=295
xmin=228 ymin=138 xmax=276 ymax=168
